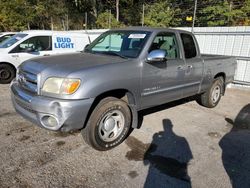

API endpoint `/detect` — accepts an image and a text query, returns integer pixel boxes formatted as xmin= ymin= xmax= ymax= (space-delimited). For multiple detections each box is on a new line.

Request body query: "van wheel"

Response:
xmin=196 ymin=77 xmax=224 ymax=108
xmin=0 ymin=64 xmax=16 ymax=84
xmin=81 ymin=97 xmax=132 ymax=151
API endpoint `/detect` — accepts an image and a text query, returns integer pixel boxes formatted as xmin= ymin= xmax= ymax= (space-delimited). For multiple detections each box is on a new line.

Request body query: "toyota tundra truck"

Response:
xmin=10 ymin=27 xmax=236 ymax=150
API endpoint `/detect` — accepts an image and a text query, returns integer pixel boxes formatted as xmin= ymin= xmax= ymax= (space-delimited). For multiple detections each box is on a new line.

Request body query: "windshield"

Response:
xmin=85 ymin=30 xmax=151 ymax=58
xmin=0 ymin=33 xmax=28 ymax=48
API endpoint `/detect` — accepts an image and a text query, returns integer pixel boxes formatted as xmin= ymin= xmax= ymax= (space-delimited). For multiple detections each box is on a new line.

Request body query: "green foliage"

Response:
xmin=0 ymin=0 xmax=249 ymax=31
xmin=0 ymin=0 xmax=34 ymax=31
xmin=242 ymin=0 xmax=250 ymax=25
xmin=96 ymin=12 xmax=123 ymax=29
xmin=198 ymin=1 xmax=245 ymax=26
xmin=144 ymin=1 xmax=181 ymax=27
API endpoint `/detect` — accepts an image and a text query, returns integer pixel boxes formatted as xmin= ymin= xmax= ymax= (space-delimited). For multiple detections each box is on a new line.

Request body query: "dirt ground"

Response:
xmin=0 ymin=84 xmax=249 ymax=188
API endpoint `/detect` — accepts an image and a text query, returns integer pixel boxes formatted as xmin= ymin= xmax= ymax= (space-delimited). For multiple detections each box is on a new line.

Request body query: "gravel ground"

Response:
xmin=0 ymin=84 xmax=249 ymax=188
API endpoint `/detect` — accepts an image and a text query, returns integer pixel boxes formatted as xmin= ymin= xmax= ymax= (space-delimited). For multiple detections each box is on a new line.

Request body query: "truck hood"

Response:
xmin=20 ymin=52 xmax=130 ymax=77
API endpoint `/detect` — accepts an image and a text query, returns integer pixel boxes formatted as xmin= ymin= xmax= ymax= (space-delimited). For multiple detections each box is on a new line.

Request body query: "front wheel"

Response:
xmin=196 ymin=77 xmax=224 ymax=108
xmin=0 ymin=64 xmax=16 ymax=84
xmin=81 ymin=97 xmax=132 ymax=151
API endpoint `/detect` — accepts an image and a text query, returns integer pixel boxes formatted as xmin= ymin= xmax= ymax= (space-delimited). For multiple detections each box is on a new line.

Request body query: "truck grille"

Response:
xmin=17 ymin=69 xmax=38 ymax=94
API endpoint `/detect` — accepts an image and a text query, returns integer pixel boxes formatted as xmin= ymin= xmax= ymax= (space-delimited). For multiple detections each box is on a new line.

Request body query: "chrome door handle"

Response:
xmin=187 ymin=65 xmax=193 ymax=69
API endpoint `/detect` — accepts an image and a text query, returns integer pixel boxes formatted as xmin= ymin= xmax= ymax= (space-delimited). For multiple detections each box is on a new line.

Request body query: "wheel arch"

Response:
xmin=0 ymin=62 xmax=17 ymax=84
xmin=214 ymin=72 xmax=226 ymax=95
xmin=83 ymin=89 xmax=139 ymax=129
xmin=0 ymin=62 xmax=17 ymax=72
xmin=214 ymin=72 xmax=226 ymax=81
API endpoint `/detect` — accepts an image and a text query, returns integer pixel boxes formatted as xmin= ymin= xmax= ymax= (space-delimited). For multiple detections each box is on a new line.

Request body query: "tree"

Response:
xmin=197 ymin=0 xmax=246 ymax=26
xmin=116 ymin=0 xmax=119 ymax=21
xmin=0 ymin=0 xmax=249 ymax=31
xmin=0 ymin=0 xmax=34 ymax=31
xmin=144 ymin=1 xmax=181 ymax=27
xmin=96 ymin=11 xmax=123 ymax=28
xmin=241 ymin=0 xmax=250 ymax=25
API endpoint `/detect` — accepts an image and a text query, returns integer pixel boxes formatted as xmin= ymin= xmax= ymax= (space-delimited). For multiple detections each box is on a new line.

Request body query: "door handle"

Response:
xmin=187 ymin=65 xmax=193 ymax=69
xmin=11 ymin=54 xmax=19 ymax=58
xmin=43 ymin=54 xmax=50 ymax=56
xmin=177 ymin=65 xmax=184 ymax=70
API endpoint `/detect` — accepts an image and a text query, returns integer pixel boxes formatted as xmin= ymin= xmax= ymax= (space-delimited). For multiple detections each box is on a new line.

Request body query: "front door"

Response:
xmin=9 ymin=36 xmax=52 ymax=67
xmin=141 ymin=32 xmax=185 ymax=109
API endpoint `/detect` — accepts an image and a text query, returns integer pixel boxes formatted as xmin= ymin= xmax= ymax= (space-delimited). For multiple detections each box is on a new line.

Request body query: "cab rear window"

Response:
xmin=180 ymin=33 xmax=197 ymax=59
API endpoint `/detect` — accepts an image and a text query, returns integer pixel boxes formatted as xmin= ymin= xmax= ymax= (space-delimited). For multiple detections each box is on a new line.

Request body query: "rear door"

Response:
xmin=9 ymin=36 xmax=52 ymax=66
xmin=141 ymin=32 xmax=186 ymax=108
xmin=180 ymin=33 xmax=203 ymax=97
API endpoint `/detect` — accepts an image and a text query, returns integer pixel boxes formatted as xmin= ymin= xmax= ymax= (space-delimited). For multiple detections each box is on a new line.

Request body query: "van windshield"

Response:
xmin=85 ymin=30 xmax=151 ymax=58
xmin=0 ymin=34 xmax=28 ymax=48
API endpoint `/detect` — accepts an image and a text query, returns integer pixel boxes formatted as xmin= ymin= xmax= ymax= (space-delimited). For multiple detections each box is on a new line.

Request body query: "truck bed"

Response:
xmin=201 ymin=54 xmax=233 ymax=60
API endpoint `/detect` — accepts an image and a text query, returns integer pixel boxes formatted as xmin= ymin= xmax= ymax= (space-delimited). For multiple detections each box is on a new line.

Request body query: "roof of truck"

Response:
xmin=109 ymin=26 xmax=192 ymax=34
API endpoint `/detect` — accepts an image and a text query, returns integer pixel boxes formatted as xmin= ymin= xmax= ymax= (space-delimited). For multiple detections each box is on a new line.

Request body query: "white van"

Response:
xmin=0 ymin=30 xmax=90 ymax=83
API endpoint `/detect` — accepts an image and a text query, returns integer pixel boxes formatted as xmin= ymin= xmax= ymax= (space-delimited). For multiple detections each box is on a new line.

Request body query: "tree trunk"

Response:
xmin=93 ymin=0 xmax=97 ymax=18
xmin=116 ymin=0 xmax=119 ymax=21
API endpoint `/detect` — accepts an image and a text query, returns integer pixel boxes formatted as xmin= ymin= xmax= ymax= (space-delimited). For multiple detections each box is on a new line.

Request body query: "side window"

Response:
xmin=0 ymin=34 xmax=13 ymax=43
xmin=11 ymin=36 xmax=52 ymax=53
xmin=149 ymin=32 xmax=179 ymax=59
xmin=180 ymin=33 xmax=197 ymax=59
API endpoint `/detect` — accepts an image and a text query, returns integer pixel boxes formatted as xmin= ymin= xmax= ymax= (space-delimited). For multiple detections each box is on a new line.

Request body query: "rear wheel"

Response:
xmin=0 ymin=64 xmax=16 ymax=84
xmin=196 ymin=77 xmax=224 ymax=108
xmin=81 ymin=97 xmax=132 ymax=151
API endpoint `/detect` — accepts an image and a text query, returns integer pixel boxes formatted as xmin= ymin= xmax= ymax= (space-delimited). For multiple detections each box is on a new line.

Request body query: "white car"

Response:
xmin=0 ymin=30 xmax=90 ymax=84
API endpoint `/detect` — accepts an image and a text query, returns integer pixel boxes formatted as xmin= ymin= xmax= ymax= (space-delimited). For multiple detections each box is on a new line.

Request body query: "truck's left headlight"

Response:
xmin=42 ymin=77 xmax=81 ymax=95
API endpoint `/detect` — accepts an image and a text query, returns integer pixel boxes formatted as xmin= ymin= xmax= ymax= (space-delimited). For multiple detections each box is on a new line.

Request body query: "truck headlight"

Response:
xmin=42 ymin=77 xmax=81 ymax=95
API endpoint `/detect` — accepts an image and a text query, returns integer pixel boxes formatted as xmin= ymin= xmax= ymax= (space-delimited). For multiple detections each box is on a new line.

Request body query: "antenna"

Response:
xmin=84 ymin=28 xmax=91 ymax=44
xmin=84 ymin=12 xmax=91 ymax=44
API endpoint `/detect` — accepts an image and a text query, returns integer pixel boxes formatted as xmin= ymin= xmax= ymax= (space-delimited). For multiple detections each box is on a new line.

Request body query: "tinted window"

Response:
xmin=10 ymin=36 xmax=52 ymax=53
xmin=180 ymin=33 xmax=197 ymax=59
xmin=0 ymin=34 xmax=14 ymax=43
xmin=0 ymin=34 xmax=27 ymax=48
xmin=149 ymin=32 xmax=179 ymax=59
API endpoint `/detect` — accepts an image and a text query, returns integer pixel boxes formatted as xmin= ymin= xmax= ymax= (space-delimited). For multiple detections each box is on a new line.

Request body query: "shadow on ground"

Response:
xmin=126 ymin=119 xmax=193 ymax=188
xmin=219 ymin=104 xmax=250 ymax=188
xmin=137 ymin=97 xmax=196 ymax=129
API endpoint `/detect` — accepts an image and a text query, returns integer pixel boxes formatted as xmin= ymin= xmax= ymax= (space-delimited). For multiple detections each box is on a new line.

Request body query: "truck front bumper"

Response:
xmin=10 ymin=81 xmax=94 ymax=132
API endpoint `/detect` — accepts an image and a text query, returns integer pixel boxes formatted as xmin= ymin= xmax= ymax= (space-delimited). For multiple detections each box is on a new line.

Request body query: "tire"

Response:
xmin=0 ymin=64 xmax=16 ymax=84
xmin=196 ymin=77 xmax=224 ymax=108
xmin=81 ymin=97 xmax=132 ymax=151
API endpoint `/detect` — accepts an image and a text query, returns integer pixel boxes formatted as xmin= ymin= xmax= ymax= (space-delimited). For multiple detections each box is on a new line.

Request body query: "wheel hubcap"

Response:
xmin=104 ymin=118 xmax=116 ymax=132
xmin=98 ymin=110 xmax=125 ymax=142
xmin=211 ymin=85 xmax=221 ymax=104
xmin=0 ymin=69 xmax=11 ymax=80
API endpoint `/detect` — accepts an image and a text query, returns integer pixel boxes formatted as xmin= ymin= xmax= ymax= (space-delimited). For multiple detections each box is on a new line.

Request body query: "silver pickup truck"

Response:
xmin=11 ymin=27 xmax=236 ymax=150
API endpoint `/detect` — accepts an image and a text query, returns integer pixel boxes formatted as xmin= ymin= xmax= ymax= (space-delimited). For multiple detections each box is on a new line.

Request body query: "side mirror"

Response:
xmin=147 ymin=49 xmax=167 ymax=63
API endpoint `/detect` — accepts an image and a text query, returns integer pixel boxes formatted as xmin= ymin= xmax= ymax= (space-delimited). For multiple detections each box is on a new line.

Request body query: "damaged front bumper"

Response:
xmin=10 ymin=80 xmax=94 ymax=132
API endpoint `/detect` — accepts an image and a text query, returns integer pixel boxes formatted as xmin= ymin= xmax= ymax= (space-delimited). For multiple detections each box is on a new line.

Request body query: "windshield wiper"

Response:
xmin=82 ymin=49 xmax=96 ymax=54
xmin=101 ymin=51 xmax=128 ymax=59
